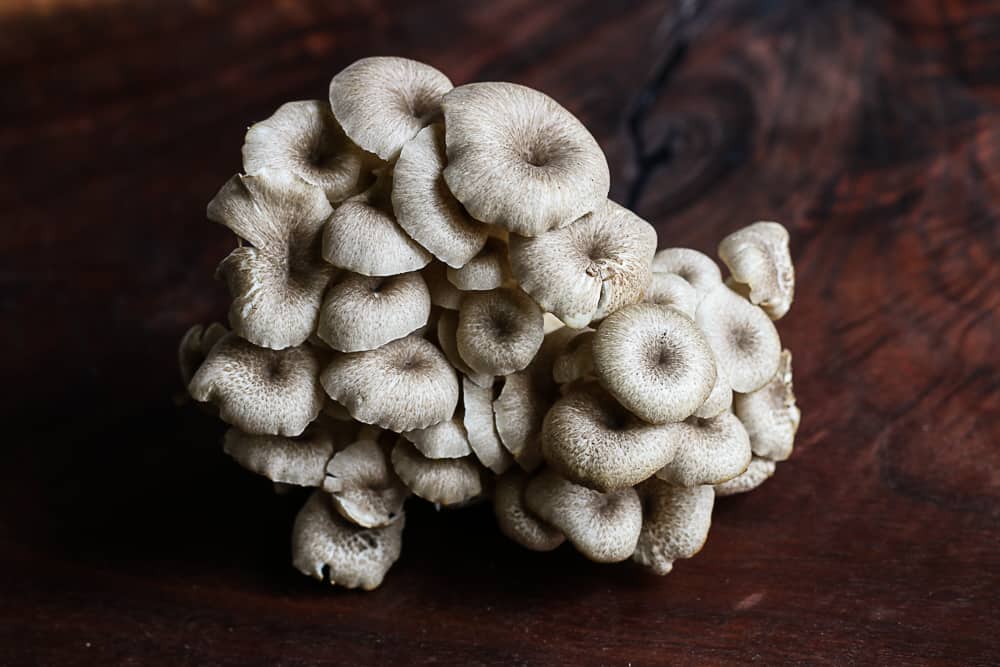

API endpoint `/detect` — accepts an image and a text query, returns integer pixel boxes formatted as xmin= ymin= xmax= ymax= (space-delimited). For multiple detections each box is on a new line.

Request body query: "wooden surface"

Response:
xmin=2 ymin=1 xmax=999 ymax=664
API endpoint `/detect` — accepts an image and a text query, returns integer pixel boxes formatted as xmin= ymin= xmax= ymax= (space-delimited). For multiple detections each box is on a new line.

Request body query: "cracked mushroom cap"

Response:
xmin=316 ymin=271 xmax=430 ymax=352
xmin=322 ymin=439 xmax=409 ymax=527
xmin=494 ymin=469 xmax=565 ymax=551
xmin=178 ymin=322 xmax=228 ymax=386
xmin=633 ymin=479 xmax=714 ymax=575
xmin=718 ymin=221 xmax=794 ymax=320
xmin=322 ymin=170 xmax=432 ymax=276
xmin=188 ymin=333 xmax=324 ymax=436
xmin=696 ymin=283 xmax=781 ymax=393
xmin=423 ymin=261 xmax=464 ymax=310
xmin=447 ymin=236 xmax=510 ymax=291
xmin=441 ymin=82 xmax=610 ymax=237
xmin=462 ymin=377 xmax=514 ymax=474
xmin=321 ymin=335 xmax=458 ymax=432
xmin=457 ymin=287 xmax=544 ymax=376
xmin=592 ymin=303 xmax=716 ymax=424
xmin=509 ymin=200 xmax=657 ymax=328
xmin=329 ymin=56 xmax=453 ymax=162
xmin=524 ymin=469 xmax=641 ymax=563
xmin=655 ymin=411 xmax=752 ymax=487
xmin=392 ymin=123 xmax=488 ymax=267
xmin=292 ymin=490 xmax=404 ymax=590
xmin=390 ymin=439 xmax=483 ymax=505
xmin=733 ymin=349 xmax=800 ymax=461
xmin=542 ymin=383 xmax=678 ymax=492
xmin=436 ymin=310 xmax=492 ymax=388
xmin=651 ymin=248 xmax=723 ymax=301
xmin=552 ymin=330 xmax=594 ymax=385
xmin=714 ymin=456 xmax=777 ymax=497
xmin=402 ymin=416 xmax=473 ymax=459
xmin=645 ymin=272 xmax=698 ymax=319
xmin=242 ymin=100 xmax=369 ymax=203
xmin=208 ymin=170 xmax=334 ymax=350
xmin=223 ymin=422 xmax=336 ymax=487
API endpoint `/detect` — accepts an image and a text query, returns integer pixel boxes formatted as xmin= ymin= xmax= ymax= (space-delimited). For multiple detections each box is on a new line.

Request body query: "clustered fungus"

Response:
xmin=181 ymin=57 xmax=801 ymax=590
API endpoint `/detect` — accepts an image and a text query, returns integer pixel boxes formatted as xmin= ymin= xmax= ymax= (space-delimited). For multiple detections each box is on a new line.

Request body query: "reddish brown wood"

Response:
xmin=1 ymin=1 xmax=997 ymax=665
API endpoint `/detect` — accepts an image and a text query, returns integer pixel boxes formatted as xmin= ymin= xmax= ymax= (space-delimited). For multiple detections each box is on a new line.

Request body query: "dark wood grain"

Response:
xmin=2 ymin=1 xmax=998 ymax=665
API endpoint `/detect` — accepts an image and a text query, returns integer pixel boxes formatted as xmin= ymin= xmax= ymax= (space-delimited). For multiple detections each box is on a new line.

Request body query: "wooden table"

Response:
xmin=3 ymin=1 xmax=998 ymax=664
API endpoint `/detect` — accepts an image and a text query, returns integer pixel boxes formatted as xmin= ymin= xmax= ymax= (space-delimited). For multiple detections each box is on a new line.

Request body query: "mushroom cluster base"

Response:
xmin=180 ymin=57 xmax=801 ymax=590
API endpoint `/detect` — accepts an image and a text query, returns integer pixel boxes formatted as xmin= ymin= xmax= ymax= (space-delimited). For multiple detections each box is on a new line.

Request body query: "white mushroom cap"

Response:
xmin=733 ymin=349 xmax=800 ymax=461
xmin=392 ymin=123 xmax=488 ymax=267
xmin=718 ymin=221 xmax=794 ymax=320
xmin=592 ymin=303 xmax=716 ymax=424
xmin=178 ymin=322 xmax=228 ymax=386
xmin=542 ymin=382 xmax=678 ymax=492
xmin=457 ymin=287 xmax=544 ymax=376
xmin=446 ymin=236 xmax=510 ymax=291
xmin=316 ymin=271 xmax=430 ymax=352
xmin=435 ymin=310 xmax=492 ymax=388
xmin=633 ymin=479 xmax=714 ymax=575
xmin=524 ymin=469 xmax=641 ymax=563
xmin=441 ymin=82 xmax=610 ymax=237
xmin=494 ymin=469 xmax=565 ymax=551
xmin=655 ymin=411 xmax=752 ymax=487
xmin=423 ymin=261 xmax=464 ymax=310
xmin=320 ymin=335 xmax=459 ymax=432
xmin=322 ymin=439 xmax=409 ymax=528
xmin=208 ymin=170 xmax=334 ymax=350
xmin=223 ymin=423 xmax=335 ymax=487
xmin=242 ymin=100 xmax=369 ymax=203
xmin=292 ymin=490 xmax=404 ymax=590
xmin=329 ymin=56 xmax=453 ymax=162
xmin=402 ymin=417 xmax=473 ymax=459
xmin=493 ymin=372 xmax=546 ymax=467
xmin=321 ymin=170 xmax=432 ymax=276
xmin=390 ymin=439 xmax=483 ymax=505
xmin=696 ymin=283 xmax=781 ymax=393
xmin=188 ymin=333 xmax=325 ymax=436
xmin=551 ymin=330 xmax=594 ymax=385
xmin=714 ymin=456 xmax=777 ymax=497
xmin=693 ymin=359 xmax=733 ymax=419
xmin=645 ymin=272 xmax=698 ymax=319
xmin=509 ymin=200 xmax=657 ymax=328
xmin=651 ymin=248 xmax=723 ymax=301
xmin=462 ymin=377 xmax=514 ymax=474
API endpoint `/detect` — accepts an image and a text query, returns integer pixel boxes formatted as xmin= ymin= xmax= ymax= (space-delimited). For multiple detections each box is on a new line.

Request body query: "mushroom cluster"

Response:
xmin=180 ymin=57 xmax=801 ymax=590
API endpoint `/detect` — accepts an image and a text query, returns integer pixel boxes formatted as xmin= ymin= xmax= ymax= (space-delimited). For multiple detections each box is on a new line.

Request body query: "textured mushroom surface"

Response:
xmin=402 ymin=417 xmax=473 ymax=459
xmin=713 ymin=456 xmax=777 ymax=497
xmin=457 ymin=287 xmax=543 ymax=376
xmin=654 ymin=412 xmax=752 ymax=487
xmin=462 ymin=377 xmax=514 ymax=474
xmin=494 ymin=469 xmax=565 ymax=551
xmin=322 ymin=439 xmax=408 ymax=527
xmin=645 ymin=272 xmax=698 ymax=318
xmin=178 ymin=322 xmax=228 ymax=385
xmin=223 ymin=424 xmax=336 ymax=487
xmin=390 ymin=440 xmax=483 ymax=505
xmin=633 ymin=480 xmax=714 ymax=575
xmin=447 ymin=236 xmax=510 ymax=291
xmin=733 ymin=349 xmax=800 ymax=461
xmin=718 ymin=221 xmax=795 ymax=320
xmin=651 ymin=248 xmax=723 ymax=301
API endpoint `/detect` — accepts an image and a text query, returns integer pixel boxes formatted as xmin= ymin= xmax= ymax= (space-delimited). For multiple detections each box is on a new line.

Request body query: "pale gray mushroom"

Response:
xmin=509 ymin=200 xmax=657 ymax=328
xmin=320 ymin=335 xmax=459 ymax=432
xmin=733 ymin=349 xmax=800 ymax=461
xmin=713 ymin=457 xmax=777 ymax=497
xmin=494 ymin=469 xmax=565 ymax=551
xmin=633 ymin=479 xmax=714 ymax=575
xmin=316 ymin=271 xmax=430 ymax=352
xmin=423 ymin=261 xmax=464 ymax=311
xmin=188 ymin=333 xmax=325 ymax=436
xmin=655 ymin=411 xmax=752 ymax=487
xmin=390 ymin=439 xmax=483 ymax=505
xmin=446 ymin=236 xmax=511 ymax=291
xmin=322 ymin=439 xmax=409 ymax=528
xmin=718 ymin=221 xmax=794 ymax=320
xmin=223 ymin=422 xmax=336 ymax=487
xmin=402 ymin=416 xmax=473 ymax=459
xmin=329 ymin=56 xmax=453 ymax=162
xmin=178 ymin=322 xmax=228 ymax=386
xmin=492 ymin=372 xmax=546 ymax=466
xmin=651 ymin=248 xmax=723 ymax=302
xmin=292 ymin=490 xmax=404 ymax=590
xmin=208 ymin=170 xmax=334 ymax=350
xmin=693 ymin=358 xmax=733 ymax=419
xmin=551 ymin=330 xmax=594 ymax=385
xmin=242 ymin=100 xmax=369 ymax=203
xmin=441 ymin=82 xmax=610 ymax=237
xmin=645 ymin=272 xmax=698 ymax=319
xmin=392 ymin=123 xmax=488 ymax=267
xmin=457 ymin=287 xmax=544 ymax=376
xmin=462 ymin=377 xmax=514 ymax=474
xmin=436 ymin=310 xmax=492 ymax=388
xmin=524 ymin=469 xmax=641 ymax=563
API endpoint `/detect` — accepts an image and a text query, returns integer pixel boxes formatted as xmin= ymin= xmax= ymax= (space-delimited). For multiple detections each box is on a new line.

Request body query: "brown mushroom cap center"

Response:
xmin=728 ymin=321 xmax=759 ymax=353
xmin=644 ymin=336 xmax=685 ymax=377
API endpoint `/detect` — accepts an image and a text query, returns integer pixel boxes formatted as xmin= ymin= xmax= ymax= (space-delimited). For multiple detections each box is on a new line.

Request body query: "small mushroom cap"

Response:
xmin=188 ymin=334 xmax=325 ymax=436
xmin=651 ymin=248 xmax=722 ymax=301
xmin=208 ymin=170 xmax=334 ymax=349
xmin=292 ymin=490 xmax=404 ymax=590
xmin=462 ymin=377 xmax=514 ymax=474
xmin=317 ymin=271 xmax=430 ymax=352
xmin=714 ymin=456 xmax=777 ymax=497
xmin=733 ymin=349 xmax=800 ymax=461
xmin=223 ymin=423 xmax=335 ymax=487
xmin=329 ymin=56 xmax=453 ymax=162
xmin=436 ymin=310 xmax=493 ymax=388
xmin=633 ymin=479 xmax=714 ymax=575
xmin=178 ymin=322 xmax=228 ymax=386
xmin=392 ymin=123 xmax=488 ymax=267
xmin=542 ymin=383 xmax=678 ymax=492
xmin=242 ymin=100 xmax=369 ymax=203
xmin=696 ymin=283 xmax=781 ymax=393
xmin=524 ymin=469 xmax=641 ymax=563
xmin=457 ymin=287 xmax=544 ymax=376
xmin=320 ymin=335 xmax=459 ymax=432
xmin=493 ymin=372 xmax=547 ymax=465
xmin=322 ymin=170 xmax=432 ymax=276
xmin=551 ymin=330 xmax=595 ymax=385
xmin=322 ymin=439 xmax=409 ymax=528
xmin=441 ymin=82 xmax=610 ymax=237
xmin=390 ymin=439 xmax=483 ymax=505
xmin=655 ymin=411 xmax=752 ymax=487
xmin=402 ymin=417 xmax=473 ymax=459
xmin=693 ymin=360 xmax=733 ymax=419
xmin=446 ymin=236 xmax=510 ymax=291
xmin=423 ymin=261 xmax=464 ymax=310
xmin=718 ymin=221 xmax=794 ymax=320
xmin=593 ymin=303 xmax=716 ymax=424
xmin=509 ymin=200 xmax=657 ymax=328
xmin=645 ymin=272 xmax=698 ymax=319
xmin=542 ymin=312 xmax=566 ymax=333
xmin=494 ymin=469 xmax=565 ymax=551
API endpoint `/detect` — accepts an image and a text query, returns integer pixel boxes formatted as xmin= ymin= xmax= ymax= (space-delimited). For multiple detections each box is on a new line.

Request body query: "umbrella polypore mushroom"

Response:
xmin=633 ymin=479 xmax=714 ymax=575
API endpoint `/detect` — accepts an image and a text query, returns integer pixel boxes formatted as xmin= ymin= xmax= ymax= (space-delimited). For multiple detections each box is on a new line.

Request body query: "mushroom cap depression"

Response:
xmin=494 ymin=469 xmax=565 ymax=551
xmin=223 ymin=423 xmax=336 ymax=487
xmin=651 ymin=248 xmax=723 ymax=301
xmin=457 ymin=287 xmax=544 ymax=376
xmin=441 ymin=82 xmax=610 ymax=237
xmin=510 ymin=200 xmax=657 ymax=328
xmin=655 ymin=411 xmax=752 ymax=487
xmin=390 ymin=439 xmax=483 ymax=505
xmin=633 ymin=480 xmax=714 ymax=575
xmin=323 ymin=439 xmax=409 ymax=527
xmin=329 ymin=56 xmax=453 ymax=162
xmin=733 ymin=349 xmax=800 ymax=461
xmin=320 ymin=335 xmax=459 ymax=432
xmin=718 ymin=221 xmax=795 ymax=320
